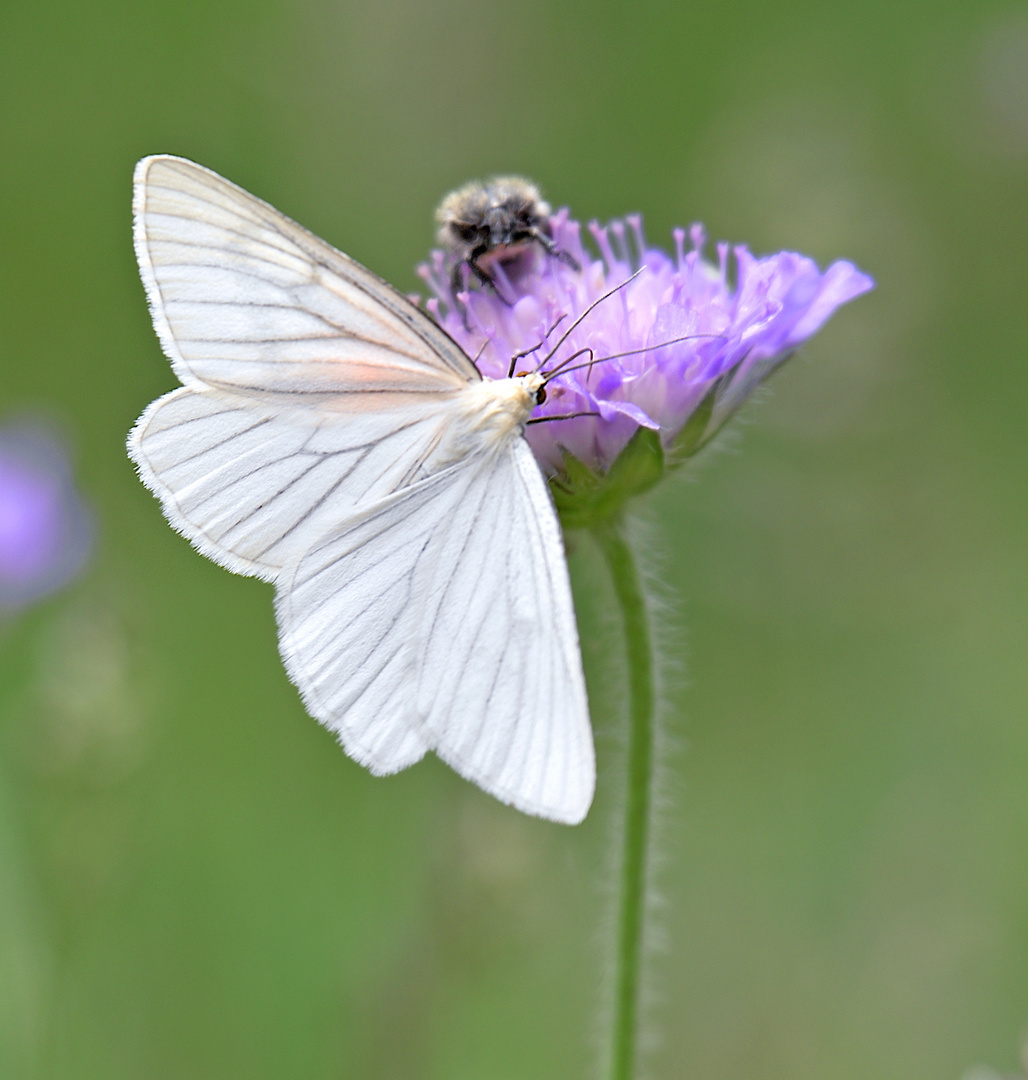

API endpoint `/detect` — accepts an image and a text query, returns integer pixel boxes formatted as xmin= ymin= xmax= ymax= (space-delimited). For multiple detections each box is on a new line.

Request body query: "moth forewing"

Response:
xmin=128 ymin=155 xmax=595 ymax=823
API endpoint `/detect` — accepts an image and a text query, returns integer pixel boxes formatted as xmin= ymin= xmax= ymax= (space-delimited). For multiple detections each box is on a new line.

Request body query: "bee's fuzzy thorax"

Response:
xmin=435 ymin=177 xmax=550 ymax=252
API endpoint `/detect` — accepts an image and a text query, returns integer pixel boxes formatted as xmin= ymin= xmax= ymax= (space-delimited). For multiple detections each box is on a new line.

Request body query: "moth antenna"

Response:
xmin=544 ymin=333 xmax=726 ymax=383
xmin=539 ymin=346 xmax=595 ymax=382
xmin=532 ymin=269 xmax=645 ymax=374
xmin=507 ymin=314 xmax=568 ymax=378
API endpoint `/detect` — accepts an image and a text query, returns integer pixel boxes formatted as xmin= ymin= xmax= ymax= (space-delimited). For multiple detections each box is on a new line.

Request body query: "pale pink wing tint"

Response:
xmin=133 ymin=155 xmax=479 ymax=404
xmin=129 ymin=155 xmax=481 ymax=579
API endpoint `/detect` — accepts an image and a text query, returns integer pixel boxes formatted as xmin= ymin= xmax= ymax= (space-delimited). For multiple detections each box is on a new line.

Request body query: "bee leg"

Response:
xmin=448 ymin=250 xmax=495 ymax=295
xmin=449 ymin=263 xmax=465 ymax=299
xmin=448 ymin=264 xmax=474 ymax=331
xmin=450 ymin=258 xmax=507 ymax=330
xmin=469 ymin=259 xmax=500 ymax=293
xmin=467 ymin=249 xmax=513 ymax=307
xmin=533 ymin=229 xmax=581 ymax=272
xmin=556 ymin=248 xmax=582 ymax=271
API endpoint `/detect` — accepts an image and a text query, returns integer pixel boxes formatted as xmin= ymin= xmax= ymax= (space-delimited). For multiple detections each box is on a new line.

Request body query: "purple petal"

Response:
xmin=0 ymin=420 xmax=93 ymax=612
xmin=419 ymin=211 xmax=874 ymax=474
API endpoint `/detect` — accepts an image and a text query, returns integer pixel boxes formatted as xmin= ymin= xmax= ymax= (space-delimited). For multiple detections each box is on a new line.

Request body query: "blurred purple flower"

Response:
xmin=0 ymin=420 xmax=92 ymax=612
xmin=420 ymin=214 xmax=874 ymax=474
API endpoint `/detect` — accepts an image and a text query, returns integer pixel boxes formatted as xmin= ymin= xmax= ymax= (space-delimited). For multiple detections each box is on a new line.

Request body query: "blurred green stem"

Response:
xmin=594 ymin=516 xmax=655 ymax=1080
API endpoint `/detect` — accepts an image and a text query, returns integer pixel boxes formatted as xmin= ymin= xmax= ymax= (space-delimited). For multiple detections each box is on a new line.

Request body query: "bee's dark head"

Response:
xmin=436 ymin=177 xmax=550 ymax=258
xmin=486 ymin=193 xmax=550 ymax=249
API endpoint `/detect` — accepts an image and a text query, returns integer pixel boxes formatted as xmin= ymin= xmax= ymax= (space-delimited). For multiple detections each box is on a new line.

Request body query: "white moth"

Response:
xmin=128 ymin=156 xmax=594 ymax=824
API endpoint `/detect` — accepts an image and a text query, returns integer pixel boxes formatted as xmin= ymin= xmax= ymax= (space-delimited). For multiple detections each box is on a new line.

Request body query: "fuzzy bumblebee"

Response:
xmin=435 ymin=176 xmax=579 ymax=300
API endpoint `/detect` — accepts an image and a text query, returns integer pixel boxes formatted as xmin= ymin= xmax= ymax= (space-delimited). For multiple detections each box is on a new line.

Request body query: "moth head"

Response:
xmin=513 ymin=370 xmax=547 ymax=406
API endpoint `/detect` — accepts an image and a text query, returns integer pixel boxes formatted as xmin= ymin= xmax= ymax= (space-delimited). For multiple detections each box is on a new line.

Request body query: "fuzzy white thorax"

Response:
xmin=454 ymin=373 xmax=543 ymax=444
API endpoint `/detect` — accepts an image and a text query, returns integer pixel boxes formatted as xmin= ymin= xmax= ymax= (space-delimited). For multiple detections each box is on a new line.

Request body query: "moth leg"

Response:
xmin=526 ymin=410 xmax=601 ymax=425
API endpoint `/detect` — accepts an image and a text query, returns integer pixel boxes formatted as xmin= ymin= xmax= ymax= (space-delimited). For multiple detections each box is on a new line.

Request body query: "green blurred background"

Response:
xmin=2 ymin=0 xmax=1027 ymax=1077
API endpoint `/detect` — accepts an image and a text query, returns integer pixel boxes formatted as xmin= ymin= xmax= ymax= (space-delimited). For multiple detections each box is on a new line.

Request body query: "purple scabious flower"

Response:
xmin=420 ymin=213 xmax=874 ymax=476
xmin=0 ymin=420 xmax=92 ymax=612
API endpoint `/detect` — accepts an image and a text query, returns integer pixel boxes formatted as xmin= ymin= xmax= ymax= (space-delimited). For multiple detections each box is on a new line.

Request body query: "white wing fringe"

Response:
xmin=130 ymin=155 xmax=595 ymax=823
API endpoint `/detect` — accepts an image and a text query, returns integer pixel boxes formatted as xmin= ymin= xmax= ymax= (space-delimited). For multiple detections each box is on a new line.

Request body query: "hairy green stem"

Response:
xmin=594 ymin=516 xmax=656 ymax=1080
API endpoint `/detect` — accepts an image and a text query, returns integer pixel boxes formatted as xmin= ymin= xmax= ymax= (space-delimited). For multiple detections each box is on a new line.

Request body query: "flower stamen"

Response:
xmin=420 ymin=203 xmax=873 ymax=475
